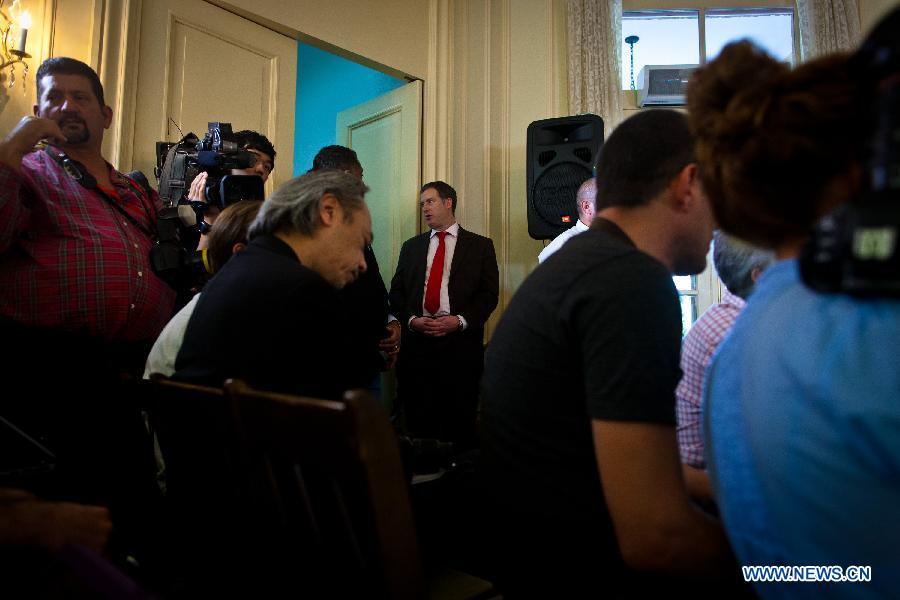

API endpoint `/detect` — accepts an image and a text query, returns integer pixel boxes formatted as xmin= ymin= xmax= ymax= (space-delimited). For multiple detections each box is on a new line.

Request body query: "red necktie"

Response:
xmin=424 ymin=231 xmax=447 ymax=315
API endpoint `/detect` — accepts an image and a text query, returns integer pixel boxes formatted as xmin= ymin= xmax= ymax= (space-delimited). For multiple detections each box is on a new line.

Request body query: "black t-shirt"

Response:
xmin=479 ymin=218 xmax=682 ymax=592
xmin=338 ymin=245 xmax=390 ymax=372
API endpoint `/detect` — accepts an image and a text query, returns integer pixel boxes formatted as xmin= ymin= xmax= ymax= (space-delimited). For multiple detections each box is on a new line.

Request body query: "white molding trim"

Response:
xmin=424 ymin=0 xmax=438 ymax=188
xmin=548 ymin=0 xmax=562 ymax=116
xmin=40 ymin=0 xmax=56 ymax=64
xmin=482 ymin=0 xmax=492 ymax=239
xmin=90 ymin=0 xmax=104 ymax=69
xmin=423 ymin=0 xmax=452 ymax=222
xmin=100 ymin=0 xmax=142 ymax=170
xmin=499 ymin=0 xmax=511 ymax=319
xmin=455 ymin=0 xmax=467 ymax=227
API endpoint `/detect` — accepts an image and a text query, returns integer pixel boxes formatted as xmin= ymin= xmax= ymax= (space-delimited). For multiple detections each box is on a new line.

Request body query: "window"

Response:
xmin=620 ymin=4 xmax=793 ymax=329
xmin=622 ymin=10 xmax=699 ymax=90
xmin=705 ymin=8 xmax=794 ymax=62
xmin=674 ymin=275 xmax=699 ymax=335
xmin=621 ymin=7 xmax=795 ymax=90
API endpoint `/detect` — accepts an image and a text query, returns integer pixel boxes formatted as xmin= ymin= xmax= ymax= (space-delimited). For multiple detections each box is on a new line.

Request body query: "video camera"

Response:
xmin=157 ymin=121 xmax=265 ymax=208
xmin=150 ymin=122 xmax=265 ymax=293
xmin=800 ymin=8 xmax=900 ymax=297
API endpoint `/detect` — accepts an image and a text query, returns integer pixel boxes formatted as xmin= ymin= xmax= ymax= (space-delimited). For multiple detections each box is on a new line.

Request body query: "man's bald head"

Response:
xmin=576 ymin=177 xmax=597 ymax=224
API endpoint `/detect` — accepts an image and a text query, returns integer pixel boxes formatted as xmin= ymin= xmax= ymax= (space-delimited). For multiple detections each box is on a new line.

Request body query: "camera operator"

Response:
xmin=187 ymin=129 xmax=275 ymax=250
xmin=688 ymin=8 xmax=900 ymax=596
xmin=0 ymin=57 xmax=169 ymax=572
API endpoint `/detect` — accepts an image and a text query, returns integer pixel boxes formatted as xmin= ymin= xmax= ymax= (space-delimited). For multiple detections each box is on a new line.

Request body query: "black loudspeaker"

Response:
xmin=526 ymin=114 xmax=604 ymax=240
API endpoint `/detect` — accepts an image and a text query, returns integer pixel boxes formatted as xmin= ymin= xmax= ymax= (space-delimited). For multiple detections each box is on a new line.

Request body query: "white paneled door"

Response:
xmin=336 ymin=81 xmax=422 ymax=288
xmin=132 ymin=0 xmax=297 ymax=195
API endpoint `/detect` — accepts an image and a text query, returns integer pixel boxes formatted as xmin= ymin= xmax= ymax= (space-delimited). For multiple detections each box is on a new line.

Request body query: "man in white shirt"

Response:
xmin=538 ymin=177 xmax=596 ymax=263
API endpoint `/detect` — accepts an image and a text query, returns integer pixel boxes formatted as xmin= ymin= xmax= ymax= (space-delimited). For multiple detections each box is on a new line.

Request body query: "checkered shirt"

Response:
xmin=676 ymin=289 xmax=745 ymax=468
xmin=0 ymin=150 xmax=175 ymax=342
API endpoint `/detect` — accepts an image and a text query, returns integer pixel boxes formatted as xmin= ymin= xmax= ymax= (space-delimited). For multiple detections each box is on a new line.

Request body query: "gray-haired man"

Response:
xmin=173 ymin=170 xmax=375 ymax=399
xmin=676 ymin=231 xmax=774 ymax=504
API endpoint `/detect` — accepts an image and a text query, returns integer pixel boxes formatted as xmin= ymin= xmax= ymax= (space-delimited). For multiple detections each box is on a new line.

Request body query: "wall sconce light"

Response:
xmin=1 ymin=0 xmax=31 ymax=89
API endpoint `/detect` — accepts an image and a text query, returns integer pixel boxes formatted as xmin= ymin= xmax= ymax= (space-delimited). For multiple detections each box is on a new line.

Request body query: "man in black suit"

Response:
xmin=389 ymin=181 xmax=499 ymax=448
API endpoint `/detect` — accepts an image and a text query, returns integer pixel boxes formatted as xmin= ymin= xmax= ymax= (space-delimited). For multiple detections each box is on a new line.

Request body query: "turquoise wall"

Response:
xmin=293 ymin=42 xmax=406 ymax=176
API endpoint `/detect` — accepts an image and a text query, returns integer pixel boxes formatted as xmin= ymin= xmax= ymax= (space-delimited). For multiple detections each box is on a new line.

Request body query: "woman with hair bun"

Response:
xmin=688 ymin=12 xmax=900 ymax=597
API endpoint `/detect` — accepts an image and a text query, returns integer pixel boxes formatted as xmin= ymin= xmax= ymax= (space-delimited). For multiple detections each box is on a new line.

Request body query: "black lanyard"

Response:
xmin=43 ymin=145 xmax=157 ymax=238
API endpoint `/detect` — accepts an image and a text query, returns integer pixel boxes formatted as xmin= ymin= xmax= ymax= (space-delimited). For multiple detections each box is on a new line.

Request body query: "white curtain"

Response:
xmin=796 ymin=0 xmax=861 ymax=60
xmin=566 ymin=0 xmax=624 ymax=131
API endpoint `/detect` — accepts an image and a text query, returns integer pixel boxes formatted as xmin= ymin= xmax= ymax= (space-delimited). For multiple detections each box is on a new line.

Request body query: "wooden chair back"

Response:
xmin=225 ymin=379 xmax=423 ymax=599
xmin=146 ymin=377 xmax=265 ymax=594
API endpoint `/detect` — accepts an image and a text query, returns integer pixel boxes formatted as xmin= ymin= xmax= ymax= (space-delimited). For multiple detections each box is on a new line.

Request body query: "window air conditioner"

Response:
xmin=637 ymin=64 xmax=698 ymax=107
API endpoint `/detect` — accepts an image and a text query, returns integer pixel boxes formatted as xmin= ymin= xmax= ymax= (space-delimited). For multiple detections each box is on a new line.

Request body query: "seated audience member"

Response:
xmin=688 ymin=12 xmax=900 ymax=597
xmin=173 ymin=171 xmax=375 ymax=399
xmin=188 ymin=129 xmax=275 ymax=249
xmin=537 ymin=176 xmax=596 ymax=263
xmin=144 ymin=201 xmax=261 ymax=378
xmin=676 ymin=231 xmax=773 ymax=505
xmin=310 ymin=145 xmax=400 ymax=377
xmin=480 ymin=110 xmax=736 ymax=598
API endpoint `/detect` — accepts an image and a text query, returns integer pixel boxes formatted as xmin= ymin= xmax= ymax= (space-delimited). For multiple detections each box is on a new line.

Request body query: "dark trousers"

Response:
xmin=395 ymin=330 xmax=484 ymax=448
xmin=0 ymin=317 xmax=163 ymax=570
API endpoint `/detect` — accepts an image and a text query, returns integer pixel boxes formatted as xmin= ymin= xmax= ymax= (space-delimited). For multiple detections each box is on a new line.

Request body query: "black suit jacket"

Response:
xmin=389 ymin=226 xmax=499 ymax=340
xmin=339 ymin=245 xmax=390 ymax=371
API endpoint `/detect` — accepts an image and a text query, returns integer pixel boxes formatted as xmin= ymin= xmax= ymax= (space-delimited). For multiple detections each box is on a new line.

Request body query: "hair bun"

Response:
xmin=688 ymin=42 xmax=860 ymax=248
xmin=688 ymin=41 xmax=787 ymax=158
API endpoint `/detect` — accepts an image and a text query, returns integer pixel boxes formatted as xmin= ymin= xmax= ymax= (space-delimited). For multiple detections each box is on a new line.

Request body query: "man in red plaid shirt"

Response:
xmin=0 ymin=57 xmax=174 ymax=346
xmin=0 ymin=58 xmax=173 ymax=570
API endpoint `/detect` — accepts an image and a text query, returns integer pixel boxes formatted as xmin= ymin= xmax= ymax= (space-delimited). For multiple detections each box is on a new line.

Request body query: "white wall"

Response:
xmin=218 ymin=0 xmax=430 ymax=78
xmin=859 ymin=0 xmax=900 ymax=32
xmin=0 ymin=0 xmax=89 ymax=136
xmin=425 ymin=0 xmax=568 ymax=335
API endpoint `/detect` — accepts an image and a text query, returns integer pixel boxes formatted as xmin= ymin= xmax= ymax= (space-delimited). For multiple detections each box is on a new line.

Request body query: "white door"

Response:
xmin=131 ymin=0 xmax=296 ymax=194
xmin=336 ymin=81 xmax=422 ymax=288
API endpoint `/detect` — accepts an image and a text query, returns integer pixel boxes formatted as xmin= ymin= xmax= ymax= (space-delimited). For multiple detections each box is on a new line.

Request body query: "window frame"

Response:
xmin=621 ymin=1 xmax=794 ymax=326
xmin=621 ymin=0 xmax=799 ymax=98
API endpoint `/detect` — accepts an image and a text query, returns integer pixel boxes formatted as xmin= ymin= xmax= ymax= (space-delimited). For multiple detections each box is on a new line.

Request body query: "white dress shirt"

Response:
xmin=537 ymin=219 xmax=590 ymax=263
xmin=414 ymin=222 xmax=468 ymax=330
xmin=143 ymin=293 xmax=200 ymax=378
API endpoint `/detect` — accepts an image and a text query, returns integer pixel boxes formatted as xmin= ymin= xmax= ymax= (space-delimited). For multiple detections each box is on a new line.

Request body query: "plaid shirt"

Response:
xmin=676 ymin=289 xmax=745 ymax=468
xmin=0 ymin=149 xmax=175 ymax=342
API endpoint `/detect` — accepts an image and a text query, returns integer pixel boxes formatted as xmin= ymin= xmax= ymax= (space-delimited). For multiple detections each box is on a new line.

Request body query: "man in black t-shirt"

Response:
xmin=480 ymin=110 xmax=735 ymax=597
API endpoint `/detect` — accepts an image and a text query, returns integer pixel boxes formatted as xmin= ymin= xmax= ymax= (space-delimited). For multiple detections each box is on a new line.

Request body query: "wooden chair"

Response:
xmin=144 ymin=377 xmax=265 ymax=596
xmin=224 ymin=379 xmax=424 ymax=599
xmin=146 ymin=377 xmax=246 ymax=514
xmin=148 ymin=377 xmax=493 ymax=599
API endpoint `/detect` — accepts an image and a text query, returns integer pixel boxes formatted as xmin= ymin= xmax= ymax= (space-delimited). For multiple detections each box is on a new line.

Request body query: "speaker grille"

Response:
xmin=572 ymin=147 xmax=593 ymax=164
xmin=538 ymin=150 xmax=557 ymax=167
xmin=531 ymin=162 xmax=592 ymax=231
